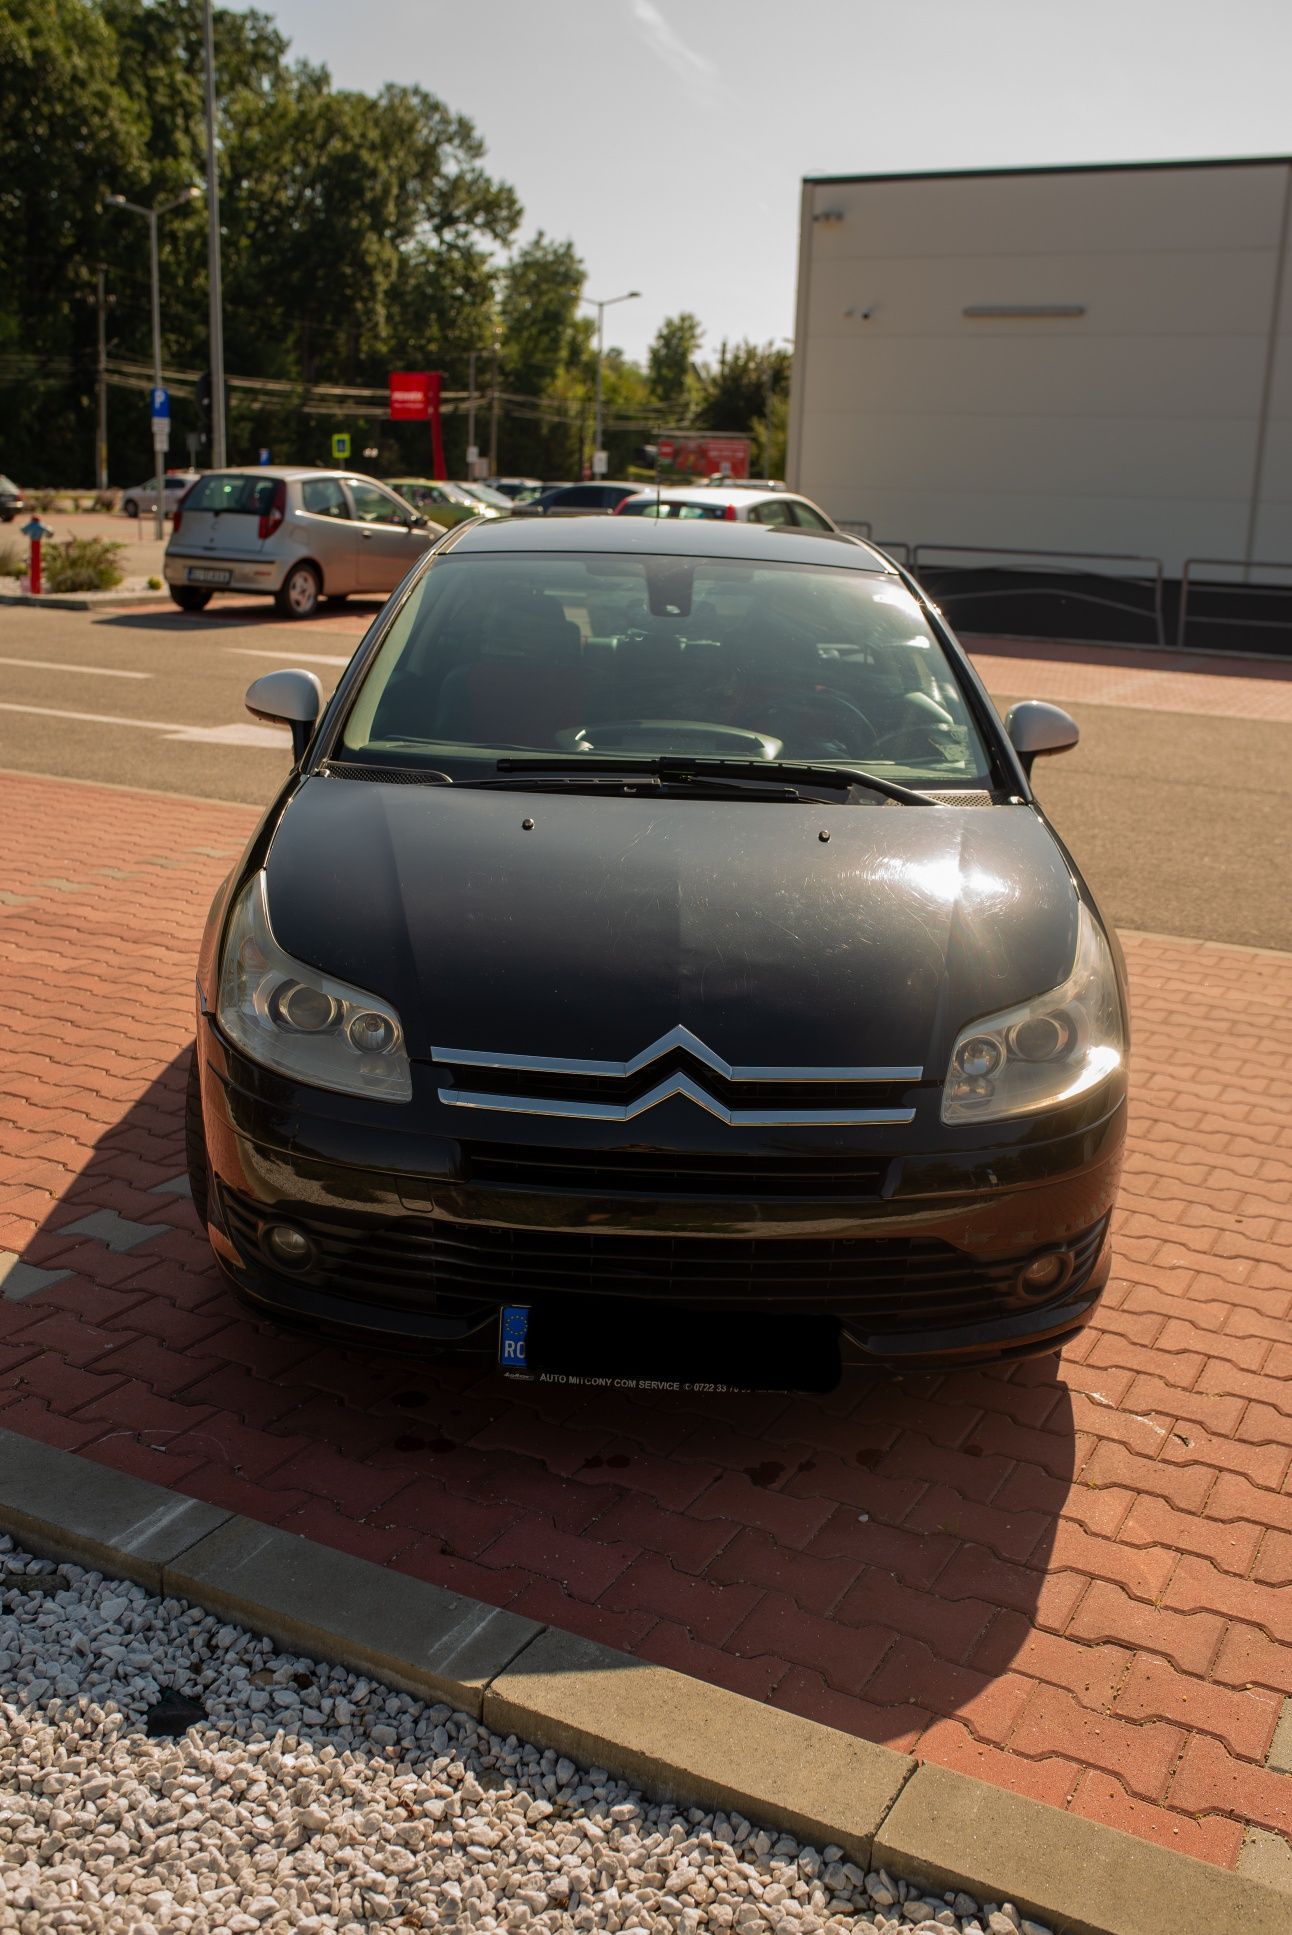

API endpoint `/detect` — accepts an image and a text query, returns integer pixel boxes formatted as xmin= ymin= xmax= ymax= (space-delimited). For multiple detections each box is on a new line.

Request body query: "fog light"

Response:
xmin=1016 ymin=1249 xmax=1073 ymax=1298
xmin=263 ymin=1223 xmax=315 ymax=1271
xmin=348 ymin=1010 xmax=397 ymax=1054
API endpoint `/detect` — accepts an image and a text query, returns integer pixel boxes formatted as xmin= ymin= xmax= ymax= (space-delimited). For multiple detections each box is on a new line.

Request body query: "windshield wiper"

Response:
xmin=494 ymin=755 xmax=939 ymax=806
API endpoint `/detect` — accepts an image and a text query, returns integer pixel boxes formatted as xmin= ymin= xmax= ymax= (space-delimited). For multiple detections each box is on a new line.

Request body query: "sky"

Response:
xmin=229 ymin=0 xmax=1292 ymax=365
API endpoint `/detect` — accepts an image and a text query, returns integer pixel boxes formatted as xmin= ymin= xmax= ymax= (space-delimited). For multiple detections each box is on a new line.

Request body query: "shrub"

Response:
xmin=93 ymin=489 xmax=121 ymax=513
xmin=42 ymin=536 xmax=124 ymax=593
xmin=26 ymin=488 xmax=65 ymax=513
xmin=0 ymin=539 xmax=23 ymax=580
xmin=147 ymin=575 xmax=162 ymax=590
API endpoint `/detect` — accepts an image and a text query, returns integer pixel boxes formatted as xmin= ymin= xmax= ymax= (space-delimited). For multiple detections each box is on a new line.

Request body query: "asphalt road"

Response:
xmin=0 ymin=598 xmax=1288 ymax=951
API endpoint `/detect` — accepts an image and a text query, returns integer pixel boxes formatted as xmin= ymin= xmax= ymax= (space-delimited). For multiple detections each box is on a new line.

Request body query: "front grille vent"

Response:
xmin=464 ymin=1143 xmax=889 ymax=1199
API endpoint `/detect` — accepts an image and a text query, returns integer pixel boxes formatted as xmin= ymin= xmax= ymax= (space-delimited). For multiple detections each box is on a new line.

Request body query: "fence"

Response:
xmin=1176 ymin=558 xmax=1292 ymax=650
xmin=908 ymin=543 xmax=1167 ymax=649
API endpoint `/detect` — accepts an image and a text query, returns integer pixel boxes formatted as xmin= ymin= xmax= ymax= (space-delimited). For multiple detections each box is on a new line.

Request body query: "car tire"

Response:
xmin=184 ymin=1043 xmax=210 ymax=1229
xmin=170 ymin=586 xmax=212 ymax=612
xmin=123 ymin=498 xmax=139 ymax=518
xmin=275 ymin=561 xmax=321 ymax=619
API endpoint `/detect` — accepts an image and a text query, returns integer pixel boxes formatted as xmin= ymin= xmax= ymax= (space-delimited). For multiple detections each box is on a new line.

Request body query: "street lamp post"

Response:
xmin=582 ymin=290 xmax=640 ymax=476
xmin=202 ymin=0 xmax=227 ymax=470
xmin=106 ymin=186 xmax=200 ymax=539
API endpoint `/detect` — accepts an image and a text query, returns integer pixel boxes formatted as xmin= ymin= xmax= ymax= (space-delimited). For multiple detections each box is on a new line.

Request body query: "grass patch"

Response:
xmin=0 ymin=538 xmax=24 ymax=580
xmin=42 ymin=536 xmax=125 ymax=593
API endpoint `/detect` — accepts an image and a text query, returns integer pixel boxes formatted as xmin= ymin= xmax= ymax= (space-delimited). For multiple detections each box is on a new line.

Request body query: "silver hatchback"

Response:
xmin=164 ymin=468 xmax=446 ymax=618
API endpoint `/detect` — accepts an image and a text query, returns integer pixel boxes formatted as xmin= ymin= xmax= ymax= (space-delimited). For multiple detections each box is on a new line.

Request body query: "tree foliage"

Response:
xmin=0 ymin=0 xmax=794 ymax=485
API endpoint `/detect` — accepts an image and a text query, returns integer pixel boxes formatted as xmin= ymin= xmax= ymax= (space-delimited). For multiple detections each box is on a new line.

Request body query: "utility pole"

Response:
xmin=582 ymin=290 xmax=640 ymax=476
xmin=106 ymin=186 xmax=200 ymax=538
xmin=488 ymin=323 xmax=500 ymax=476
xmin=203 ymin=0 xmax=227 ymax=467
xmin=95 ymin=265 xmax=109 ymax=492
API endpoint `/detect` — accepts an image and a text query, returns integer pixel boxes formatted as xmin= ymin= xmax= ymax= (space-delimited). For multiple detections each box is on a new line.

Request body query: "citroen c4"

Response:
xmin=188 ymin=515 xmax=1127 ymax=1388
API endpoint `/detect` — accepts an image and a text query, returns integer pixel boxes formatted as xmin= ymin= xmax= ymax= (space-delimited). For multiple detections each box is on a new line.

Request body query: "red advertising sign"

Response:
xmin=389 ymin=371 xmax=431 ymax=419
xmin=389 ymin=370 xmax=446 ymax=479
xmin=657 ymin=433 xmax=751 ymax=480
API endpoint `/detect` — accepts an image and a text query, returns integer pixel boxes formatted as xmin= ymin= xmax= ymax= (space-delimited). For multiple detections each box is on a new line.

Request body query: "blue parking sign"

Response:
xmin=150 ymin=387 xmax=170 ymax=419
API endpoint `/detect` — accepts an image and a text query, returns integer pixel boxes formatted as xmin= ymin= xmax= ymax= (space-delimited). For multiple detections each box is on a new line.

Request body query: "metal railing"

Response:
xmin=909 ymin=542 xmax=1167 ymax=649
xmin=1177 ymin=558 xmax=1292 ymax=650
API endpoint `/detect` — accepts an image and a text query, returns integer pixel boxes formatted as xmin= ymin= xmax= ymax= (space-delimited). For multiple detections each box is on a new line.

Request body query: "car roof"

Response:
xmin=445 ymin=511 xmax=890 ymax=571
xmin=193 ymin=465 xmax=376 ymax=482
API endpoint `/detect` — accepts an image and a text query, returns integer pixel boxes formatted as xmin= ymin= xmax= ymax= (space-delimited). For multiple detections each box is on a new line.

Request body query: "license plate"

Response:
xmin=187 ymin=566 xmax=232 ymax=585
xmin=497 ymin=1301 xmax=838 ymax=1392
xmin=499 ymin=1304 xmax=531 ymax=1376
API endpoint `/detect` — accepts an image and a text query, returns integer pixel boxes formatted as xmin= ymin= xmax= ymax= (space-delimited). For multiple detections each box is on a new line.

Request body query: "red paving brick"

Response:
xmin=1 ymin=767 xmax=1290 ymax=1870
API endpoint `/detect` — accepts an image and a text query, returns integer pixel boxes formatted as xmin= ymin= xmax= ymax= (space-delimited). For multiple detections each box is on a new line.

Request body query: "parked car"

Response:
xmin=121 ymin=471 xmax=201 ymax=518
xmin=616 ymin=485 xmax=838 ymax=529
xmin=163 ymin=468 xmax=445 ymax=617
xmin=483 ymin=476 xmax=544 ymax=502
xmin=454 ymin=481 xmax=515 ymax=511
xmin=0 ymin=474 xmax=24 ymax=522
xmin=189 ymin=514 xmax=1127 ymax=1383
xmin=387 ymin=478 xmax=500 ymax=528
xmin=515 ymin=481 xmax=644 ymax=517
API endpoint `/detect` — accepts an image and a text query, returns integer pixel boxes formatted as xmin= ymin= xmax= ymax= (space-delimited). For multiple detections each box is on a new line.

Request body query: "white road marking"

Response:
xmin=0 ymin=656 xmax=150 ymax=680
xmin=229 ymin=647 xmax=352 ymax=668
xmin=0 ymin=702 xmax=288 ymax=747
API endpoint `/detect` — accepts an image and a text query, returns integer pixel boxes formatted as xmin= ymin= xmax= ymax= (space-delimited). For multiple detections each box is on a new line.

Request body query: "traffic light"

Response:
xmin=197 ymin=370 xmax=213 ymax=450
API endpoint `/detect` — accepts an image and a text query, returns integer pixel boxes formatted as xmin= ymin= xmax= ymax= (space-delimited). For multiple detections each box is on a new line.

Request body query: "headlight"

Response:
xmin=217 ymin=873 xmax=411 ymax=1102
xmin=942 ymin=903 xmax=1123 ymax=1124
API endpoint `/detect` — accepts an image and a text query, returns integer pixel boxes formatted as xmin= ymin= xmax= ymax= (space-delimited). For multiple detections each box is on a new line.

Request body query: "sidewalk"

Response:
xmin=0 ymin=770 xmax=1289 ymax=1875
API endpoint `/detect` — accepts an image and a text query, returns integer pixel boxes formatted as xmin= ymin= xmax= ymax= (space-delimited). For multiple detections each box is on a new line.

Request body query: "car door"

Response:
xmin=297 ymin=475 xmax=357 ymax=592
xmin=346 ymin=479 xmax=432 ymax=590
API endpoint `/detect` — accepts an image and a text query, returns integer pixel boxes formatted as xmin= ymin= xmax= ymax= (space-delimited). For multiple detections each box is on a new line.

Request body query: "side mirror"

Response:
xmin=1006 ymin=700 xmax=1079 ymax=777
xmin=245 ymin=668 xmax=323 ymax=762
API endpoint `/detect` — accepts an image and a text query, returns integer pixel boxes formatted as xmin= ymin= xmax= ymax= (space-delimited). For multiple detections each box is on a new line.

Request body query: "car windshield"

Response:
xmin=338 ymin=553 xmax=994 ymax=788
xmin=619 ymin=499 xmax=730 ymax=520
xmin=181 ymin=472 xmax=279 ymax=514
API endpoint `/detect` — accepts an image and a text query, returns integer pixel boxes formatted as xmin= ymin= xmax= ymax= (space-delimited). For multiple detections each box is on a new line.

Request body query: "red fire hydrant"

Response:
xmin=22 ymin=516 xmax=54 ymax=597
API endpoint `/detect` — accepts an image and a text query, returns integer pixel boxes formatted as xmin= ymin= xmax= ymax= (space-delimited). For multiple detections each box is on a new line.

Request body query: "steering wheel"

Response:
xmin=757 ymin=689 xmax=878 ymax=757
xmin=555 ymin=721 xmax=784 ymax=758
xmin=866 ymin=722 xmax=960 ymax=762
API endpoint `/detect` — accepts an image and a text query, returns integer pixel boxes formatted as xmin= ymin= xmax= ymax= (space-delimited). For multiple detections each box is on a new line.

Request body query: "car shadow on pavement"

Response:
xmin=93 ymin=600 xmax=387 ymax=632
xmin=6 ymin=1048 xmax=1075 ymax=1751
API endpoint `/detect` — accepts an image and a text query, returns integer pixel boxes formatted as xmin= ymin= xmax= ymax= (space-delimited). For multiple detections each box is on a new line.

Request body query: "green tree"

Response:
xmin=647 ymin=311 xmax=702 ymax=416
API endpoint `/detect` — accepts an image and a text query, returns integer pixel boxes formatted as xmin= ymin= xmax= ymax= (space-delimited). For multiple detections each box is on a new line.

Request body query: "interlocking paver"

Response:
xmin=1 ymin=759 xmax=1290 ymax=1872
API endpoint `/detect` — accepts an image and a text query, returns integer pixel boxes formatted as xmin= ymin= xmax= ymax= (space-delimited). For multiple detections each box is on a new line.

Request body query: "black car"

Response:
xmin=0 ymin=474 xmax=24 ymax=522
xmin=515 ymin=482 xmax=644 ymax=517
xmin=190 ymin=515 xmax=1127 ymax=1388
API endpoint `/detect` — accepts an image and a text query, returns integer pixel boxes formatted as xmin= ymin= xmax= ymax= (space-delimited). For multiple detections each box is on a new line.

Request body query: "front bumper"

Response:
xmin=197 ymin=1022 xmax=1124 ymax=1374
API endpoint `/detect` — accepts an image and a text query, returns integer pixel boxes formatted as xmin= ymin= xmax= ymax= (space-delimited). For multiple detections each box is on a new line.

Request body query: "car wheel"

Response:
xmin=123 ymin=498 xmax=139 ymax=518
xmin=184 ymin=1044 xmax=210 ymax=1228
xmin=169 ymin=586 xmax=212 ymax=612
xmin=275 ymin=562 xmax=321 ymax=619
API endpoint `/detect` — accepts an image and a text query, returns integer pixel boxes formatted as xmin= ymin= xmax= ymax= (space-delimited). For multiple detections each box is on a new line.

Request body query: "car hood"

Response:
xmin=263 ymin=777 xmax=1079 ymax=1072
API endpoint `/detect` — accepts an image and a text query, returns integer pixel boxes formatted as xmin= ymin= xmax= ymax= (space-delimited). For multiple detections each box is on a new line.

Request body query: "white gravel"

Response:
xmin=0 ymin=1535 xmax=1053 ymax=1935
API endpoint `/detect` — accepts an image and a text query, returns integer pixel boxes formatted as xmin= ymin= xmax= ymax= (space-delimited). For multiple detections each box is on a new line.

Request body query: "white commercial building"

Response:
xmin=787 ymin=158 xmax=1292 ymax=583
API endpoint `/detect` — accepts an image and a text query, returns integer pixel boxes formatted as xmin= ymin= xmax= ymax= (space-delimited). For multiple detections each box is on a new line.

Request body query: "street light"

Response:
xmin=582 ymin=290 xmax=640 ymax=476
xmin=106 ymin=184 xmax=201 ymax=538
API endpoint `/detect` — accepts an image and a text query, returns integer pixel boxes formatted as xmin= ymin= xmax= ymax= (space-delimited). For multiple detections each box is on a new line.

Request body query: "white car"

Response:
xmin=163 ymin=467 xmax=446 ymax=617
xmin=121 ymin=472 xmax=201 ymax=518
xmin=615 ymin=485 xmax=839 ymax=530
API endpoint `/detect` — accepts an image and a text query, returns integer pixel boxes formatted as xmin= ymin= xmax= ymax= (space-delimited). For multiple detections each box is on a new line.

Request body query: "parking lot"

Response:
xmin=1 ymin=595 xmax=1291 ymax=1877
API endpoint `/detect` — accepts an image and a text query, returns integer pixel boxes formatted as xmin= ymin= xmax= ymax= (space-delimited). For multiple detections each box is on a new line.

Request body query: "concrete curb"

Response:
xmin=1 ymin=1428 xmax=1287 ymax=1935
xmin=0 ymin=589 xmax=170 ymax=611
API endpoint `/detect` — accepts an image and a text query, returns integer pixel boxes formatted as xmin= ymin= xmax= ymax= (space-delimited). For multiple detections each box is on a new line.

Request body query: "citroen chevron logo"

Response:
xmin=430 ymin=1027 xmax=921 ymax=1128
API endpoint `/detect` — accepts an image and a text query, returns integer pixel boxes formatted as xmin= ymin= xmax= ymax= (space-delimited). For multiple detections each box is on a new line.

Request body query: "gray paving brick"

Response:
xmin=1266 ymin=1697 xmax=1292 ymax=1774
xmin=60 ymin=1209 xmax=163 ymax=1253
xmin=0 ymin=1253 xmax=71 ymax=1302
xmin=150 ymin=1173 xmax=192 ymax=1198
